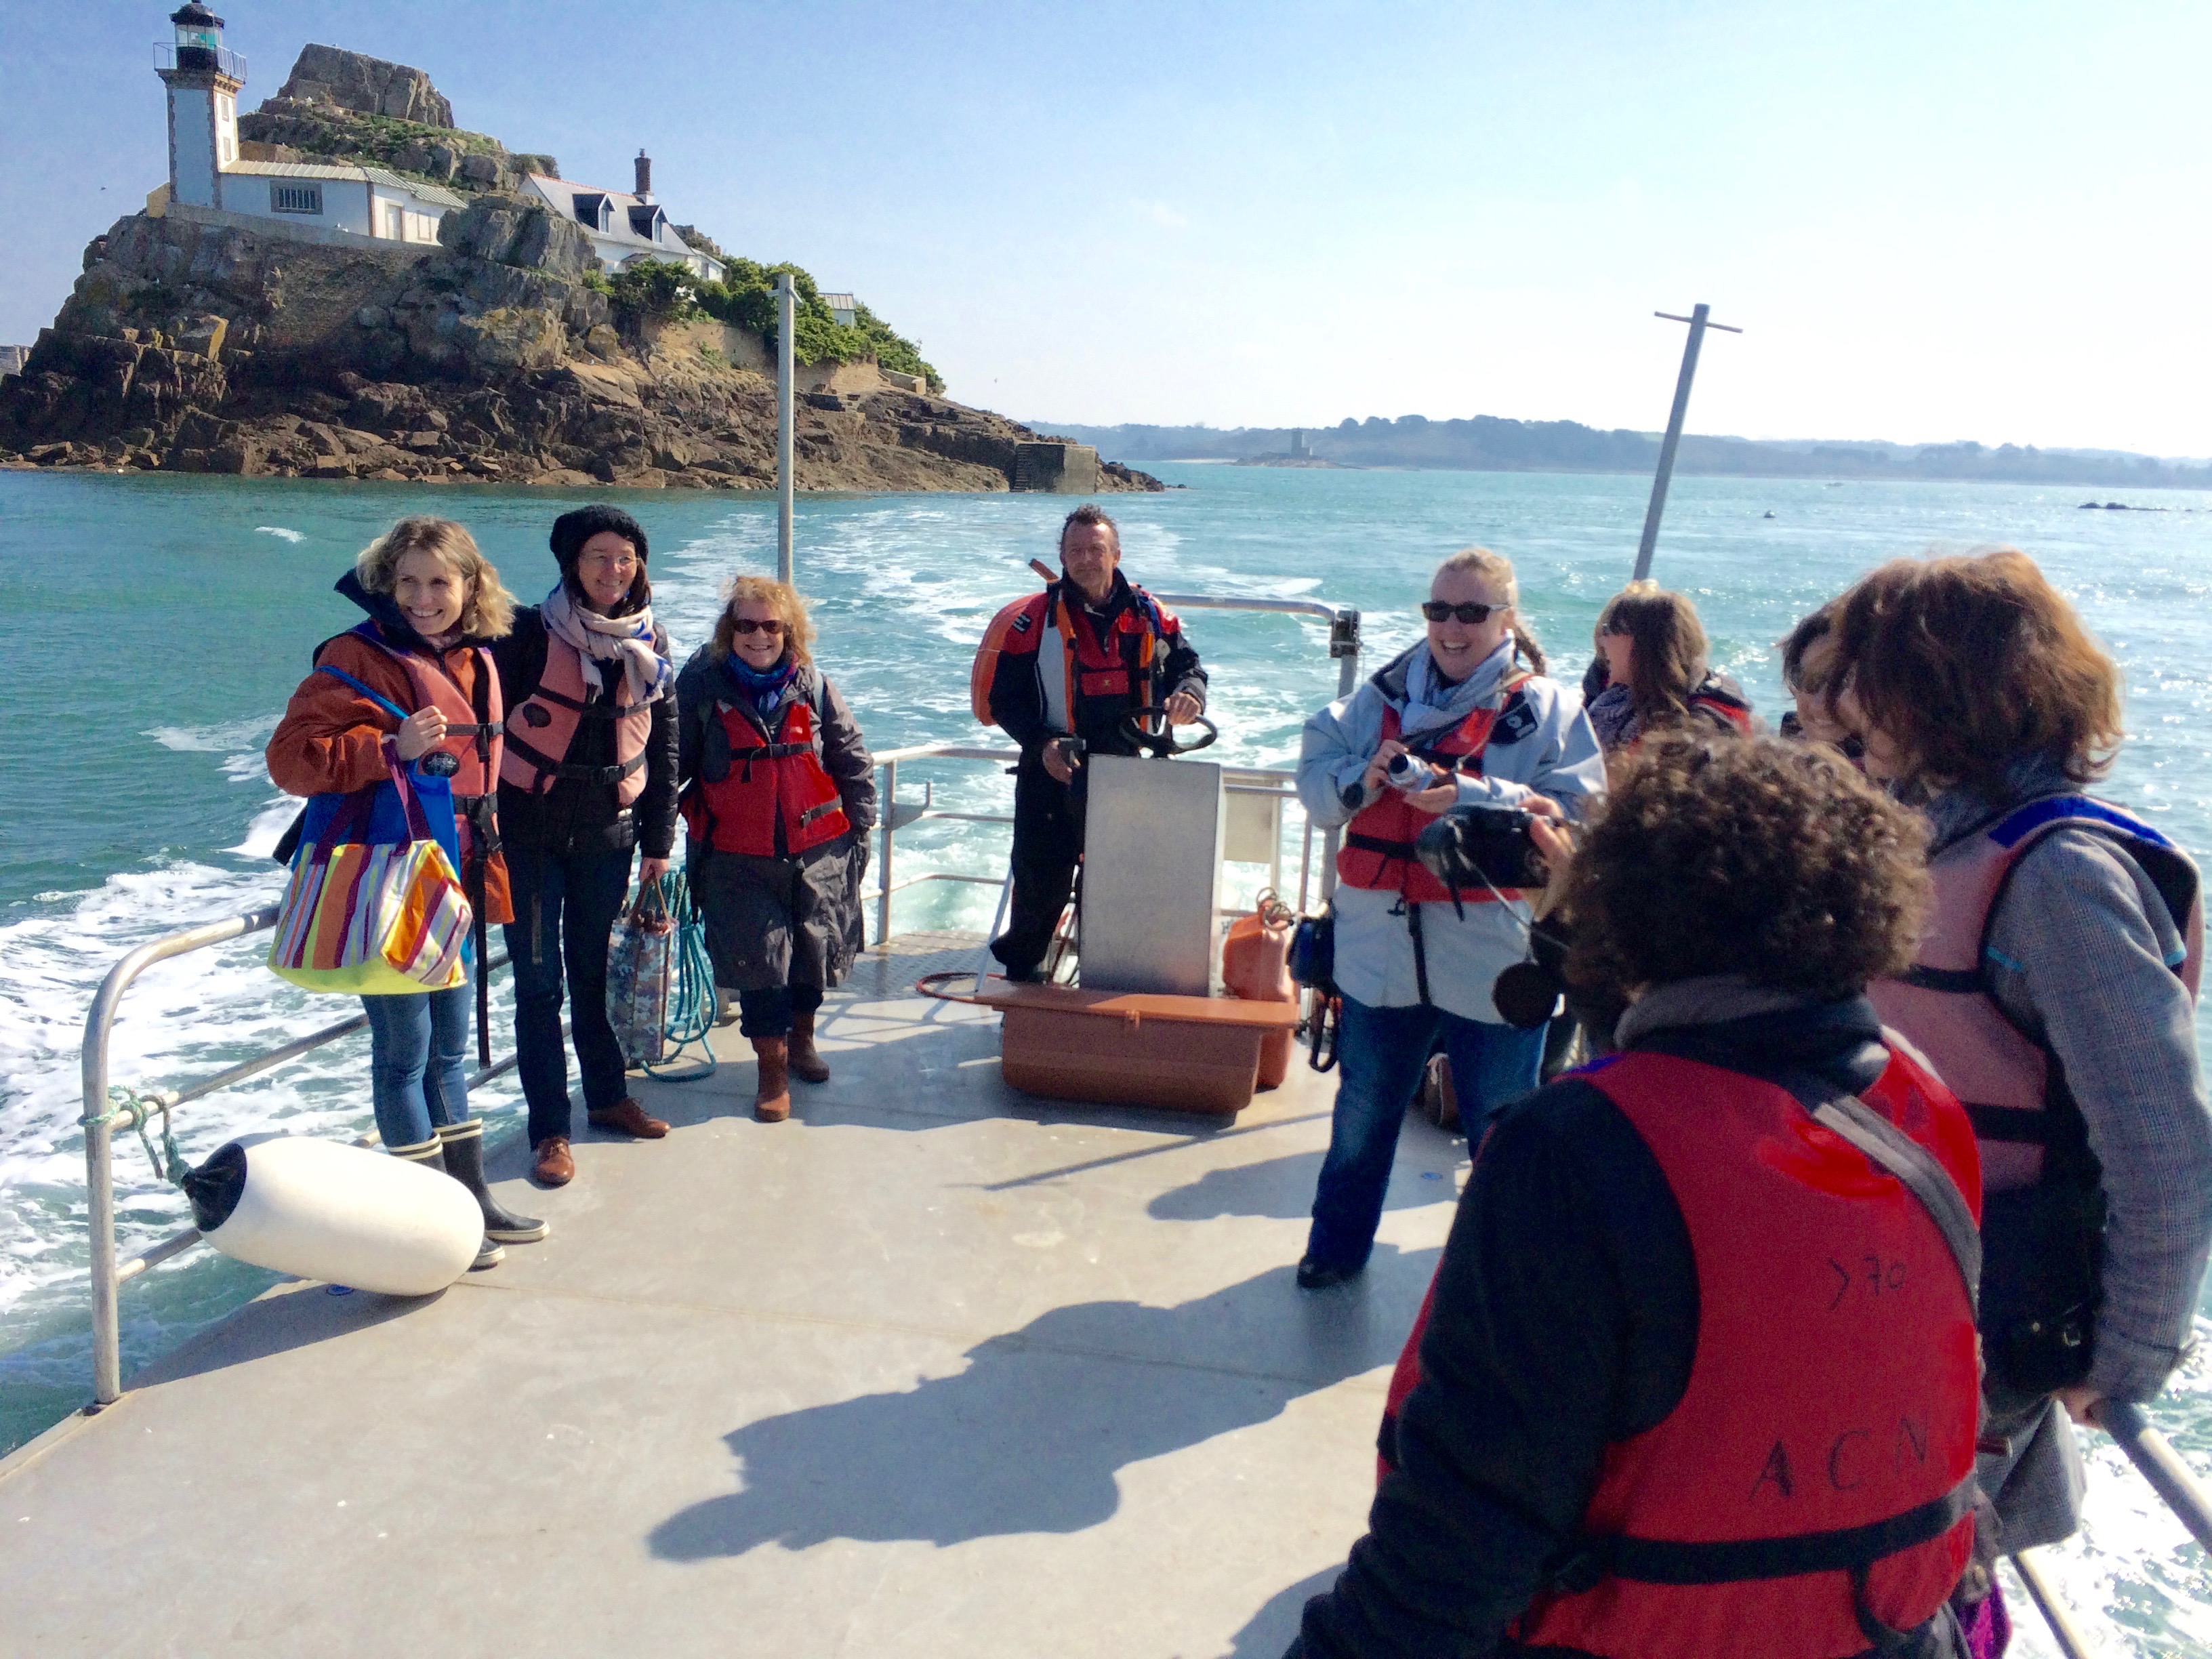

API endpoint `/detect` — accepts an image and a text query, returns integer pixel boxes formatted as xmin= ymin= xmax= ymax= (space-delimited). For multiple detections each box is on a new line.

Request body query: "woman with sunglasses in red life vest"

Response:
xmin=1291 ymin=735 xmax=1984 ymax=1659
xmin=266 ymin=516 xmax=541 ymax=1269
xmin=1826 ymin=550 xmax=2211 ymax=1632
xmin=674 ymin=575 xmax=877 ymax=1123
xmin=1294 ymin=548 xmax=1606 ymax=1289
xmin=1582 ymin=581 xmax=1755 ymax=755
xmin=491 ymin=505 xmax=681 ymax=1191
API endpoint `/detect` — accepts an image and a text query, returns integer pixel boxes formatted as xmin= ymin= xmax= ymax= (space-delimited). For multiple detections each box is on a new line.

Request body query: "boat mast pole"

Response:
xmin=1633 ymin=303 xmax=1741 ymax=581
xmin=775 ymin=272 xmax=796 ymax=583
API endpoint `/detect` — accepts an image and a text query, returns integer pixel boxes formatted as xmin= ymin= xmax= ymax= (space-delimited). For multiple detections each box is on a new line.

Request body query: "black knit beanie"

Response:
xmin=550 ymin=504 xmax=649 ymax=571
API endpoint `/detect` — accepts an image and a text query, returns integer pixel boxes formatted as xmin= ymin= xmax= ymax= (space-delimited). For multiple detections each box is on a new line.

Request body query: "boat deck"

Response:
xmin=1 ymin=933 xmax=1464 ymax=1658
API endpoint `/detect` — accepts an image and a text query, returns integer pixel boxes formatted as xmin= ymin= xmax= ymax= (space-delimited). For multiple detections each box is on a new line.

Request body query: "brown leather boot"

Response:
xmin=752 ymin=1036 xmax=792 ymax=1122
xmin=788 ymin=1008 xmax=830 ymax=1084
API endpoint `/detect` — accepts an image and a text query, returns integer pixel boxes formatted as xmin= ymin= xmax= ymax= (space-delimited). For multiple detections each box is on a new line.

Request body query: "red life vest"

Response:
xmin=1336 ymin=676 xmax=1532 ymax=905
xmin=1870 ymin=794 xmax=2204 ymax=1194
xmin=970 ymin=580 xmax=1174 ymax=733
xmin=1687 ymin=674 xmax=1755 ymax=735
xmin=342 ymin=624 xmax=504 ymax=798
xmin=680 ymin=695 xmax=850 ymax=858
xmin=500 ymin=635 xmax=654 ymax=806
xmin=1382 ymin=1046 xmax=1982 ymax=1659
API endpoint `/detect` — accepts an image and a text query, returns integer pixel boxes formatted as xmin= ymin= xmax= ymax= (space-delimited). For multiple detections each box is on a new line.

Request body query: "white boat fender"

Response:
xmin=180 ymin=1133 xmax=481 ymax=1296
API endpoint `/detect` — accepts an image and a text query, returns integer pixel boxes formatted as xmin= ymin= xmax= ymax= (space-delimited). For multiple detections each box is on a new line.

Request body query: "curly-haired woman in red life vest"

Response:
xmin=1826 ymin=550 xmax=2211 ymax=1613
xmin=267 ymin=516 xmax=540 ymax=1270
xmin=675 ymin=575 xmax=877 ymax=1123
xmin=1290 ymin=735 xmax=1985 ymax=1659
xmin=1582 ymin=581 xmax=1755 ymax=754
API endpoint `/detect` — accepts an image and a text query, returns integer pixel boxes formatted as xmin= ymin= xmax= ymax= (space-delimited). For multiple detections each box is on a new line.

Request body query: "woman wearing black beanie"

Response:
xmin=490 ymin=504 xmax=681 ymax=1188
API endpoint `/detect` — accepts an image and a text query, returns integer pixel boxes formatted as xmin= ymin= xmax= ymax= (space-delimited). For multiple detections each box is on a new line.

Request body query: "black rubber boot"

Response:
xmin=392 ymin=1135 xmax=504 ymax=1269
xmin=434 ymin=1121 xmax=549 ymax=1244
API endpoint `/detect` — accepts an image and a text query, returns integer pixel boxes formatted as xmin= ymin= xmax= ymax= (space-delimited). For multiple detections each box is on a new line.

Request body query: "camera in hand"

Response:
xmin=1384 ymin=751 xmax=1433 ymax=792
xmin=1414 ymin=802 xmax=1547 ymax=893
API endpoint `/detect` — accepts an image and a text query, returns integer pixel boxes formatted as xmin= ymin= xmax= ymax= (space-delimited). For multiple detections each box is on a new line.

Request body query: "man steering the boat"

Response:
xmin=971 ymin=504 xmax=1208 ymax=982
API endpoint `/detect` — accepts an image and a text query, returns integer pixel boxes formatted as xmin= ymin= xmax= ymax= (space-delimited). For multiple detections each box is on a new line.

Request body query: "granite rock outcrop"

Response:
xmin=0 ymin=202 xmax=1158 ymax=495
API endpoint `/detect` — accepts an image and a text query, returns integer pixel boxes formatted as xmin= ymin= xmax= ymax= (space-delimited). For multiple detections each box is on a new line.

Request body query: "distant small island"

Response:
xmin=1033 ymin=415 xmax=2212 ymax=492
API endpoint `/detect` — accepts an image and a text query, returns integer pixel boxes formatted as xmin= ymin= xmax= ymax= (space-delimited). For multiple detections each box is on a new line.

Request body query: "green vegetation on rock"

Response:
xmin=594 ymin=258 xmax=939 ymax=390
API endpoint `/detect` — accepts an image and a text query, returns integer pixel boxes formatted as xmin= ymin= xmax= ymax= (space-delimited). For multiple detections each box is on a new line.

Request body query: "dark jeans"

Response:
xmin=738 ymin=982 xmax=823 ymax=1040
xmin=1305 ymin=995 xmax=1546 ymax=1271
xmin=990 ymin=755 xmax=1085 ymax=977
xmin=361 ymin=958 xmax=474 ymax=1151
xmin=502 ymin=840 xmax=636 ymax=1145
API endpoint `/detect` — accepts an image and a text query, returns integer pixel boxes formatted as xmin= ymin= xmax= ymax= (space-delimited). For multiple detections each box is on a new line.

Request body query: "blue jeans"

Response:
xmin=1305 ymin=996 xmax=1546 ymax=1271
xmin=362 ymin=961 xmax=475 ymax=1151
xmin=502 ymin=842 xmax=636 ymax=1145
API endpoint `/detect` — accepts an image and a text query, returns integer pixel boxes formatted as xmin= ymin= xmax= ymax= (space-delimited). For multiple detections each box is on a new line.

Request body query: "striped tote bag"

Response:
xmin=268 ymin=759 xmax=473 ymax=996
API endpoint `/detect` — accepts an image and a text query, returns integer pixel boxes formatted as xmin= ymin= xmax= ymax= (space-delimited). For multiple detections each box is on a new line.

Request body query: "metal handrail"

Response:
xmin=80 ymin=909 xmax=514 ymax=1408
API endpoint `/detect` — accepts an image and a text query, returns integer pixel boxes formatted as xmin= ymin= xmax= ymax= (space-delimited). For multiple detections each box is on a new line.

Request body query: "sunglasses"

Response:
xmin=1421 ymin=600 xmax=1509 ymax=624
xmin=730 ymin=617 xmax=785 ymax=636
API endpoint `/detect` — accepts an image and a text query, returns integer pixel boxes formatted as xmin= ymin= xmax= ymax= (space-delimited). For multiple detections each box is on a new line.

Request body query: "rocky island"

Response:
xmin=0 ymin=35 xmax=1157 ymax=496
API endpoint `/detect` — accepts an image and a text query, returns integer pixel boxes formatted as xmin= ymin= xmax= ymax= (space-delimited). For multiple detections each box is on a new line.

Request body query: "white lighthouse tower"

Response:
xmin=156 ymin=2 xmax=244 ymax=209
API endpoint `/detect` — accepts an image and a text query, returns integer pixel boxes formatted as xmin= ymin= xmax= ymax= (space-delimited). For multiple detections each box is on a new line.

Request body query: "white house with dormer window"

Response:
xmin=523 ymin=152 xmax=725 ymax=283
xmin=153 ymin=3 xmax=465 ymax=245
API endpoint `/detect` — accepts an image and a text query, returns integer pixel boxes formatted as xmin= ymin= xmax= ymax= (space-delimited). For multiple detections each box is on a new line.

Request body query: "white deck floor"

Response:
xmin=0 ymin=933 xmax=1467 ymax=1658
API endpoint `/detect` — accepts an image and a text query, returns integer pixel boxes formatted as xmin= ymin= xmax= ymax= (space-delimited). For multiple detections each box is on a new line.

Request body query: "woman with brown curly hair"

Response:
xmin=1292 ymin=735 xmax=1986 ymax=1659
xmin=267 ymin=516 xmax=541 ymax=1267
xmin=1826 ymin=549 xmax=2211 ymax=1574
xmin=1582 ymin=581 xmax=1754 ymax=752
xmin=675 ymin=575 xmax=876 ymax=1122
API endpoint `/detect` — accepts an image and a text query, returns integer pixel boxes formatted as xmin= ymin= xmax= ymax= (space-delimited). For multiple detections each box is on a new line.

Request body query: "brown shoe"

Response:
xmin=532 ymin=1136 xmax=575 ymax=1187
xmin=752 ymin=1036 xmax=792 ymax=1122
xmin=587 ymin=1098 xmax=670 ymax=1139
xmin=788 ymin=1008 xmax=831 ymax=1084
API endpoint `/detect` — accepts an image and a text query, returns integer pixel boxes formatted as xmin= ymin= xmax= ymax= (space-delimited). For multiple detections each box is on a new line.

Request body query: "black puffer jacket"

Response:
xmin=491 ymin=606 xmax=680 ymax=861
xmin=674 ymin=647 xmax=879 ymax=990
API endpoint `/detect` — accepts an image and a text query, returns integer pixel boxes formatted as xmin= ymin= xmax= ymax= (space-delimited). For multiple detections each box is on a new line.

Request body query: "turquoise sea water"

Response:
xmin=2 ymin=464 xmax=2209 ymax=1651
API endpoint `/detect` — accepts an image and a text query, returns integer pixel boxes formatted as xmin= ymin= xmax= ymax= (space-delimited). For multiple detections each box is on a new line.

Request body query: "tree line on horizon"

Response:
xmin=1030 ymin=413 xmax=2211 ymax=489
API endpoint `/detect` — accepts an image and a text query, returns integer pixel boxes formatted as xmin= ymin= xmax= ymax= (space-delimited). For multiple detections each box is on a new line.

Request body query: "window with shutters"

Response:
xmin=270 ymin=184 xmax=323 ymax=216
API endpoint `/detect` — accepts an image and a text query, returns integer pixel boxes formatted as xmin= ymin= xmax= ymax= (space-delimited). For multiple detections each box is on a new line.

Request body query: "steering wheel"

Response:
xmin=1119 ymin=708 xmax=1219 ymax=757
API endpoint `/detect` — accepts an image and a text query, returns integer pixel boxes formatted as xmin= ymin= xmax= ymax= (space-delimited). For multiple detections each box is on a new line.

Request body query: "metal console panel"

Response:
xmin=1079 ymin=754 xmax=1225 ymax=996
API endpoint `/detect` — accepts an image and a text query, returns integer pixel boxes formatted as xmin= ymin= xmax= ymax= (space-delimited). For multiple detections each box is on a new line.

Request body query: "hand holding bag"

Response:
xmin=267 ymin=753 xmax=473 ymax=996
xmin=607 ymin=879 xmax=677 ymax=1066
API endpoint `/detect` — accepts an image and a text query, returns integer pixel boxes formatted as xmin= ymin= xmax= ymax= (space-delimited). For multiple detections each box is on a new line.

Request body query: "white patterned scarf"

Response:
xmin=542 ymin=583 xmax=672 ymax=705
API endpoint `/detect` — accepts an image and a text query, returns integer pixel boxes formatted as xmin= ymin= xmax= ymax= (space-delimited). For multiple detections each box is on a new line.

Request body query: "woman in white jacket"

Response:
xmin=1294 ymin=548 xmax=1605 ymax=1288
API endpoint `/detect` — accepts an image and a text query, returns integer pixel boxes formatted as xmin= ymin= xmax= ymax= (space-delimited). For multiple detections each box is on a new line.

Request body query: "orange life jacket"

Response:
xmin=680 ymin=695 xmax=850 ymax=858
xmin=970 ymin=580 xmax=1172 ymax=732
xmin=1336 ymin=676 xmax=1533 ymax=905
xmin=344 ymin=623 xmax=505 ymax=798
xmin=1870 ymin=794 xmax=2203 ymax=1194
xmin=500 ymin=635 xmax=653 ymax=806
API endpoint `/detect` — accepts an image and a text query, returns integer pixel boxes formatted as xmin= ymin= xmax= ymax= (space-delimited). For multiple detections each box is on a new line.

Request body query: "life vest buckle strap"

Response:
xmin=1577 ymin=1474 xmax=1976 ymax=1586
xmin=1900 ymin=964 xmax=1985 ymax=994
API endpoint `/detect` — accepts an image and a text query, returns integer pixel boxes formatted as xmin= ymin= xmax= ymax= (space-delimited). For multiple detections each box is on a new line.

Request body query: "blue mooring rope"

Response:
xmin=642 ymin=868 xmax=717 ymax=1080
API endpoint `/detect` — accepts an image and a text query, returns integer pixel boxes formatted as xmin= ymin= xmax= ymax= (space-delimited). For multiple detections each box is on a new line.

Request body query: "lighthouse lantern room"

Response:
xmin=156 ymin=3 xmax=245 ymax=209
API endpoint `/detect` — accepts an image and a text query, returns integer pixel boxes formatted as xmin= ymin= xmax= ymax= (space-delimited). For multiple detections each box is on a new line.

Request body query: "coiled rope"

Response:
xmin=642 ymin=868 xmax=717 ymax=1081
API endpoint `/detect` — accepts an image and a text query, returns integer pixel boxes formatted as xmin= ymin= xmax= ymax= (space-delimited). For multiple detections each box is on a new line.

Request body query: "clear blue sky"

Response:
xmin=5 ymin=1 xmax=2207 ymax=454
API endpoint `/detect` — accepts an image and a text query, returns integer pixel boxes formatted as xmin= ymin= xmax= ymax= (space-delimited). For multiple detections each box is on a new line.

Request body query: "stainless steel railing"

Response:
xmin=79 ymin=916 xmax=517 ymax=1408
